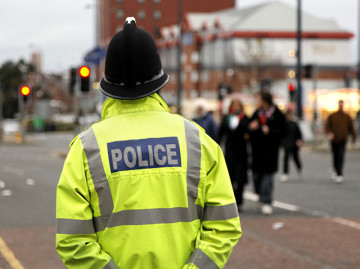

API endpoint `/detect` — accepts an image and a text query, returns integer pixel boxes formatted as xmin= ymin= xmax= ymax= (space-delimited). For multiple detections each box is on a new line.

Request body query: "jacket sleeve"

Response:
xmin=296 ymin=122 xmax=303 ymax=141
xmin=325 ymin=115 xmax=331 ymax=134
xmin=216 ymin=116 xmax=226 ymax=145
xmin=268 ymin=109 xmax=286 ymax=139
xmin=184 ymin=138 xmax=242 ymax=269
xmin=348 ymin=115 xmax=357 ymax=141
xmin=56 ymin=138 xmax=119 ymax=269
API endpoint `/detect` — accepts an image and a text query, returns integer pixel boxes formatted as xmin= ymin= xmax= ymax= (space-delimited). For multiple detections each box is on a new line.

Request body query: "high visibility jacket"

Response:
xmin=56 ymin=93 xmax=242 ymax=269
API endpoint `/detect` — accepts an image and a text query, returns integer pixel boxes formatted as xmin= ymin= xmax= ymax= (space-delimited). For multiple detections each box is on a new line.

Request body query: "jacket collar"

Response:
xmin=101 ymin=93 xmax=170 ymax=119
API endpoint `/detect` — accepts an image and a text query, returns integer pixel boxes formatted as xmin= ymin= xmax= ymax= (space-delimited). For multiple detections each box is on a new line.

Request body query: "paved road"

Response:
xmin=227 ymin=146 xmax=360 ymax=269
xmin=0 ymin=133 xmax=359 ymax=268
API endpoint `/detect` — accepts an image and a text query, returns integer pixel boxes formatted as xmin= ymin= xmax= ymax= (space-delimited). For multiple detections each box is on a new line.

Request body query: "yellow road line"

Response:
xmin=0 ymin=236 xmax=24 ymax=269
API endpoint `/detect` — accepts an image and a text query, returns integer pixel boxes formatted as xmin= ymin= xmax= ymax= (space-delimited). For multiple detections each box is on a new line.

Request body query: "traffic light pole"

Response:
xmin=0 ymin=84 xmax=3 ymax=143
xmin=18 ymin=90 xmax=25 ymax=143
xmin=177 ymin=0 xmax=183 ymax=115
xmin=296 ymin=0 xmax=303 ymax=120
xmin=312 ymin=64 xmax=319 ymax=149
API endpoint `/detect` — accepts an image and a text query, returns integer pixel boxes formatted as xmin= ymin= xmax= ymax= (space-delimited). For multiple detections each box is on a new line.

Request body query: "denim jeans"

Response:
xmin=253 ymin=173 xmax=274 ymax=204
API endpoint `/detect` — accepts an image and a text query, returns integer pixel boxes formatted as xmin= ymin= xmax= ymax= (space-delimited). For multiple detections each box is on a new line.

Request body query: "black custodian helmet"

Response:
xmin=99 ymin=17 xmax=169 ymax=100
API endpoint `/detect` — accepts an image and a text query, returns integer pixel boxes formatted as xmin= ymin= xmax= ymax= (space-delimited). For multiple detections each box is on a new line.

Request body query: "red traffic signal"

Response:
xmin=21 ymin=85 xmax=31 ymax=96
xmin=79 ymin=66 xmax=91 ymax=92
xmin=288 ymin=83 xmax=295 ymax=92
xmin=79 ymin=66 xmax=90 ymax=78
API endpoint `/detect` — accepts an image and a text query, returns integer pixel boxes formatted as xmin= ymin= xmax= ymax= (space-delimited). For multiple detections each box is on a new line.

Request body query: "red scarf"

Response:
xmin=258 ymin=106 xmax=275 ymax=125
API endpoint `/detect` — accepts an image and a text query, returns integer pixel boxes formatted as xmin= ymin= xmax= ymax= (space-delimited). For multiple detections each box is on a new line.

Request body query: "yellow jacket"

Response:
xmin=56 ymin=93 xmax=242 ymax=269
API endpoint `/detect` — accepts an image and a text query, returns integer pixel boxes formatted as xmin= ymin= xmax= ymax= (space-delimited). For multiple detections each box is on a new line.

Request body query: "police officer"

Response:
xmin=56 ymin=17 xmax=242 ymax=269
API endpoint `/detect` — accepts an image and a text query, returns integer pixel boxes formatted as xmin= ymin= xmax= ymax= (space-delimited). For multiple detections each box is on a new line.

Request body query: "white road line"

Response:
xmin=244 ymin=191 xmax=299 ymax=211
xmin=272 ymin=201 xmax=299 ymax=212
xmin=2 ymin=167 xmax=25 ymax=177
xmin=243 ymin=191 xmax=258 ymax=201
xmin=330 ymin=217 xmax=360 ymax=231
xmin=244 ymin=191 xmax=360 ymax=231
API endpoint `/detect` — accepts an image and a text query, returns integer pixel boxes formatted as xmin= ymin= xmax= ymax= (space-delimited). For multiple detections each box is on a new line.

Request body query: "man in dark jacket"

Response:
xmin=325 ymin=100 xmax=356 ymax=183
xmin=248 ymin=91 xmax=286 ymax=215
xmin=280 ymin=109 xmax=303 ymax=182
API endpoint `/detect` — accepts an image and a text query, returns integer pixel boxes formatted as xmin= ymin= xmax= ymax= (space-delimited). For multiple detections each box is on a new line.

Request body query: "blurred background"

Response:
xmin=0 ymin=1 xmax=360 ymax=268
xmin=1 ymin=0 xmax=360 ymax=142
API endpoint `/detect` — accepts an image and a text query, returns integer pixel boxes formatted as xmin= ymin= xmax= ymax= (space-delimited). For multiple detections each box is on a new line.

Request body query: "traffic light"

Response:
xmin=79 ymin=66 xmax=91 ymax=92
xmin=260 ymin=78 xmax=271 ymax=91
xmin=288 ymin=83 xmax=295 ymax=101
xmin=20 ymin=85 xmax=31 ymax=105
xmin=69 ymin=68 xmax=77 ymax=95
xmin=304 ymin=64 xmax=313 ymax=78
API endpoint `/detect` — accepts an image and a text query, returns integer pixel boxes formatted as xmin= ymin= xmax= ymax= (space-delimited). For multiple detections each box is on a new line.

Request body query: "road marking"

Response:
xmin=273 ymin=201 xmax=299 ymax=212
xmin=243 ymin=191 xmax=259 ymax=201
xmin=244 ymin=191 xmax=360 ymax=231
xmin=330 ymin=217 xmax=360 ymax=231
xmin=2 ymin=166 xmax=25 ymax=177
xmin=0 ymin=236 xmax=24 ymax=269
xmin=244 ymin=191 xmax=299 ymax=211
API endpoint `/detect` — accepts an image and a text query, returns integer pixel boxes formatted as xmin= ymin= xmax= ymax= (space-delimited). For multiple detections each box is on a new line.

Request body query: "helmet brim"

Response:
xmin=99 ymin=73 xmax=170 ymax=100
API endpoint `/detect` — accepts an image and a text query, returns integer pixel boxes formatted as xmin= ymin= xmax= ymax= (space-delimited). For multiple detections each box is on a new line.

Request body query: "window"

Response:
xmin=153 ymin=10 xmax=162 ymax=20
xmin=191 ymin=71 xmax=199 ymax=83
xmin=138 ymin=0 xmax=145 ymax=3
xmin=153 ymin=0 xmax=161 ymax=4
xmin=183 ymin=33 xmax=193 ymax=46
xmin=117 ymin=0 xmax=123 ymax=3
xmin=138 ymin=10 xmax=146 ymax=20
xmin=117 ymin=10 xmax=124 ymax=20
xmin=202 ymin=71 xmax=209 ymax=82
xmin=191 ymin=51 xmax=199 ymax=63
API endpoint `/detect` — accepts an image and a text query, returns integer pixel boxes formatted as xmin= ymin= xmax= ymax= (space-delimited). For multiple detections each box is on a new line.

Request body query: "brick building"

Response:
xmin=156 ymin=1 xmax=357 ymax=120
xmin=99 ymin=0 xmax=235 ymax=45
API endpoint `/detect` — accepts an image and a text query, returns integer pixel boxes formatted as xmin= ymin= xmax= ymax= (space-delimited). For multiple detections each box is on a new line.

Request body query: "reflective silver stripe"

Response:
xmin=93 ymin=206 xmax=204 ymax=231
xmin=80 ymin=127 xmax=114 ymax=229
xmin=187 ymin=248 xmax=219 ymax=269
xmin=203 ymin=203 xmax=239 ymax=221
xmin=56 ymin=204 xmax=238 ymax=234
xmin=104 ymin=259 xmax=119 ymax=269
xmin=56 ymin=218 xmax=95 ymax=235
xmin=183 ymin=119 xmax=202 ymax=220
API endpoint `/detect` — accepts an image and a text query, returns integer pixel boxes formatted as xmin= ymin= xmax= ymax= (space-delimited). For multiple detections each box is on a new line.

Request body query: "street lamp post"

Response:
xmin=0 ymin=84 xmax=3 ymax=143
xmin=296 ymin=0 xmax=303 ymax=119
xmin=177 ymin=0 xmax=183 ymax=115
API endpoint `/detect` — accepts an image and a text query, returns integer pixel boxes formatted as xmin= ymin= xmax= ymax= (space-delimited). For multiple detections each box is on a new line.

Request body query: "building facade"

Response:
xmin=157 ymin=1 xmax=357 ymax=120
xmin=98 ymin=0 xmax=235 ymax=45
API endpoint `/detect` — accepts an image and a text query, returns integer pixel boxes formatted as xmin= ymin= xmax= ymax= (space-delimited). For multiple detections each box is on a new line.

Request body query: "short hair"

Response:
xmin=258 ymin=91 xmax=273 ymax=106
xmin=229 ymin=98 xmax=243 ymax=113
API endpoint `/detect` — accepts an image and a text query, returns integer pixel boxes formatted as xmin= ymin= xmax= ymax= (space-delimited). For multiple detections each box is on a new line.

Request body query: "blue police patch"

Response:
xmin=107 ymin=137 xmax=181 ymax=173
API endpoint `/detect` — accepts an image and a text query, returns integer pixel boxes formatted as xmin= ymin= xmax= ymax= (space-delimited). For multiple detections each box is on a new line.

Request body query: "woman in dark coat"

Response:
xmin=217 ymin=98 xmax=249 ymax=212
xmin=248 ymin=91 xmax=286 ymax=215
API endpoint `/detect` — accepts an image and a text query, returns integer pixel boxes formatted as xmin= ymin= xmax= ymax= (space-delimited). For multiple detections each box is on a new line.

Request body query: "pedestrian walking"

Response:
xmin=56 ymin=17 xmax=241 ymax=269
xmin=325 ymin=100 xmax=357 ymax=184
xmin=192 ymin=98 xmax=218 ymax=140
xmin=280 ymin=109 xmax=303 ymax=182
xmin=217 ymin=98 xmax=249 ymax=212
xmin=248 ymin=91 xmax=286 ymax=215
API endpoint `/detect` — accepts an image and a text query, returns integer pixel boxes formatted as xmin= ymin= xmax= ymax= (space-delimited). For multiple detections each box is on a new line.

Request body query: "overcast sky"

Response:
xmin=0 ymin=0 xmax=358 ymax=74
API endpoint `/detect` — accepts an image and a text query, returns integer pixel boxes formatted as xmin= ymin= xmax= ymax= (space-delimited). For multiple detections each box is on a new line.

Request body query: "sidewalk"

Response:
xmin=226 ymin=217 xmax=360 ymax=269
